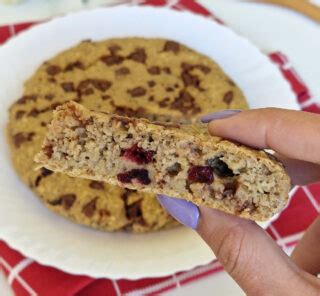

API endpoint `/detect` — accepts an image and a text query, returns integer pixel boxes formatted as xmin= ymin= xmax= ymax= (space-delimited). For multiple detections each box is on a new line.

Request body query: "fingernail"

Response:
xmin=157 ymin=195 xmax=199 ymax=229
xmin=201 ymin=110 xmax=242 ymax=123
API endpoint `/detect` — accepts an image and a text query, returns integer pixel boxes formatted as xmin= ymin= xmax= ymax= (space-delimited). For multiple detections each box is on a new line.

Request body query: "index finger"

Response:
xmin=208 ymin=108 xmax=320 ymax=164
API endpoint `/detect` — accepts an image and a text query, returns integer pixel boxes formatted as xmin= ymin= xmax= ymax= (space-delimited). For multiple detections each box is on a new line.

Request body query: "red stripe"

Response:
xmin=14 ymin=22 xmax=36 ymax=34
xmin=0 ymin=241 xmax=25 ymax=268
xmin=302 ymin=103 xmax=320 ymax=113
xmin=268 ymin=52 xmax=311 ymax=104
xmin=0 ymin=26 xmax=11 ymax=44
xmin=270 ymin=188 xmax=318 ymax=237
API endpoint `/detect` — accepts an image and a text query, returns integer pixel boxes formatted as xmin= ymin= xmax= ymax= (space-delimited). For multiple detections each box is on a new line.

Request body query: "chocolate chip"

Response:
xmin=165 ymin=86 xmax=174 ymax=92
xmin=17 ymin=95 xmax=37 ymax=105
xmin=206 ymin=157 xmax=234 ymax=177
xmin=117 ymin=169 xmax=151 ymax=185
xmin=163 ymin=67 xmax=171 ymax=74
xmin=148 ymin=96 xmax=154 ymax=102
xmin=61 ymin=82 xmax=75 ymax=92
xmin=41 ymin=167 xmax=53 ymax=177
xmin=48 ymin=77 xmax=56 ymax=84
xmin=115 ymin=67 xmax=130 ymax=76
xmin=101 ymin=95 xmax=110 ymax=101
xmin=78 ymin=79 xmax=91 ymax=90
xmin=163 ymin=41 xmax=180 ymax=54
xmin=223 ymin=91 xmax=234 ymax=105
xmin=89 ymin=181 xmax=104 ymax=190
xmin=77 ymin=79 xmax=94 ymax=96
xmin=127 ymin=48 xmax=146 ymax=63
xmin=28 ymin=108 xmax=40 ymax=117
xmin=146 ymin=80 xmax=155 ymax=88
xmin=49 ymin=194 xmax=76 ymax=209
xmin=13 ymin=132 xmax=35 ymax=148
xmin=147 ymin=66 xmax=161 ymax=75
xmin=35 ymin=175 xmax=42 ymax=187
xmin=222 ymin=181 xmax=238 ymax=199
xmin=121 ymin=189 xmax=136 ymax=202
xmin=46 ymin=65 xmax=61 ymax=76
xmin=15 ymin=110 xmax=25 ymax=119
xmin=99 ymin=209 xmax=110 ymax=217
xmin=181 ymin=63 xmax=193 ymax=71
xmin=60 ymin=194 xmax=76 ymax=210
xmin=34 ymin=168 xmax=53 ymax=187
xmin=127 ymin=86 xmax=146 ymax=97
xmin=40 ymin=122 xmax=46 ymax=127
xmin=44 ymin=94 xmax=54 ymax=101
xmin=50 ymin=102 xmax=62 ymax=110
xmin=196 ymin=64 xmax=211 ymax=74
xmin=82 ymin=197 xmax=97 ymax=217
xmin=108 ymin=45 xmax=121 ymax=54
xmin=167 ymin=162 xmax=182 ymax=177
xmin=170 ymin=90 xmax=201 ymax=115
xmin=64 ymin=61 xmax=84 ymax=72
xmin=181 ymin=70 xmax=201 ymax=88
xmin=100 ymin=55 xmax=124 ymax=66
xmin=159 ymin=97 xmax=170 ymax=107
xmin=126 ymin=200 xmax=142 ymax=220
xmin=114 ymin=105 xmax=146 ymax=118
xmin=43 ymin=144 xmax=53 ymax=158
xmin=91 ymin=79 xmax=112 ymax=92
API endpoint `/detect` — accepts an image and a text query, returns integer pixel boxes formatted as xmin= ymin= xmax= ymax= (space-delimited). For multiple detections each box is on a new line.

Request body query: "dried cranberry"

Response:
xmin=117 ymin=169 xmax=151 ymax=185
xmin=187 ymin=166 xmax=214 ymax=184
xmin=121 ymin=144 xmax=155 ymax=164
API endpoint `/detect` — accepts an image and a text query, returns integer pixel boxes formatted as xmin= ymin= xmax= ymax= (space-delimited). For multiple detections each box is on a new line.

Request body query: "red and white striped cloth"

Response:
xmin=1 ymin=0 xmax=320 ymax=295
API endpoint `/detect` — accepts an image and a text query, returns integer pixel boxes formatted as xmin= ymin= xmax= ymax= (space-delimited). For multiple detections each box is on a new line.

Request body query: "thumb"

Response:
xmin=198 ymin=206 xmax=300 ymax=295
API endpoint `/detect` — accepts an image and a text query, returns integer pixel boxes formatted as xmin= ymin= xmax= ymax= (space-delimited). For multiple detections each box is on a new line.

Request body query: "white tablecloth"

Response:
xmin=0 ymin=0 xmax=319 ymax=295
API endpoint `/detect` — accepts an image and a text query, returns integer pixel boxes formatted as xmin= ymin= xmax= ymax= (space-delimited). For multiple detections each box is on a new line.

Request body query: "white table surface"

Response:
xmin=0 ymin=0 xmax=319 ymax=295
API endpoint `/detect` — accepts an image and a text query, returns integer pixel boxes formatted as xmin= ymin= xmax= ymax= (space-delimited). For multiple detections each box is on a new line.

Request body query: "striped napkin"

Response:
xmin=0 ymin=0 xmax=319 ymax=295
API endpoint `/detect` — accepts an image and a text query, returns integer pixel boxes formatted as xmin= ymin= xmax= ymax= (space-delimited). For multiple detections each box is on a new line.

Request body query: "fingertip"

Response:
xmin=157 ymin=195 xmax=199 ymax=229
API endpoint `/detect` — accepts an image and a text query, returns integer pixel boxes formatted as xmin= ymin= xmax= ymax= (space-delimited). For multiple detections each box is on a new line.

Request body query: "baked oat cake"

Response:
xmin=7 ymin=37 xmax=248 ymax=232
xmin=35 ymin=102 xmax=290 ymax=221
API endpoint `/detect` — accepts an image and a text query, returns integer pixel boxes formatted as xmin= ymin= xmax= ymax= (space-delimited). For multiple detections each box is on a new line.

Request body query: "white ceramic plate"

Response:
xmin=0 ymin=6 xmax=299 ymax=279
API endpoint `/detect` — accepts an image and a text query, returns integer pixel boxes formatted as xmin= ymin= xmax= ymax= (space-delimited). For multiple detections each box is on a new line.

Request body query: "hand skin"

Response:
xmin=197 ymin=108 xmax=320 ymax=296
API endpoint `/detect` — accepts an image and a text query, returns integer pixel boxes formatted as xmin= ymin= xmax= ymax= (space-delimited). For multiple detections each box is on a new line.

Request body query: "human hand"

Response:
xmin=158 ymin=108 xmax=320 ymax=296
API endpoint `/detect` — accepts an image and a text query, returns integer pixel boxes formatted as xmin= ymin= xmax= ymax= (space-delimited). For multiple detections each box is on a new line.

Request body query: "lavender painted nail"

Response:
xmin=157 ymin=195 xmax=199 ymax=229
xmin=201 ymin=109 xmax=242 ymax=123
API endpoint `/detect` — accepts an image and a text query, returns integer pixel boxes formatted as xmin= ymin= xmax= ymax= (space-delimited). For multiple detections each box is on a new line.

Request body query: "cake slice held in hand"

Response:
xmin=34 ymin=101 xmax=291 ymax=221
